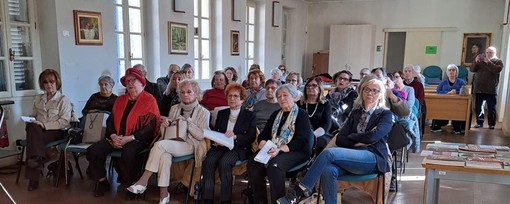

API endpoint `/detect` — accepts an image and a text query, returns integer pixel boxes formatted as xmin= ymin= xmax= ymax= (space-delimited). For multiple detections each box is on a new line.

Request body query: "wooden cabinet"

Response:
xmin=329 ymin=25 xmax=375 ymax=77
xmin=312 ymin=52 xmax=329 ymax=76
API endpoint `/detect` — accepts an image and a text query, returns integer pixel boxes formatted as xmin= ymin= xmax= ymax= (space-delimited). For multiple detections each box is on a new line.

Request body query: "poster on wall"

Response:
xmin=168 ymin=22 xmax=188 ymax=55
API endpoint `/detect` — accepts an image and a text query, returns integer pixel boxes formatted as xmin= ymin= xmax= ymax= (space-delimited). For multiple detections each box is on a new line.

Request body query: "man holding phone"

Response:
xmin=470 ymin=46 xmax=504 ymax=129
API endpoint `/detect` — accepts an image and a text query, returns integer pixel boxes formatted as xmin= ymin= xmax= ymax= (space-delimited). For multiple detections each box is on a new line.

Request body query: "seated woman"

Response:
xmin=200 ymin=71 xmax=228 ymax=110
xmin=202 ymin=83 xmax=257 ymax=204
xmin=160 ymin=71 xmax=183 ymax=117
xmin=270 ymin=68 xmax=285 ymax=85
xmin=224 ymin=67 xmax=239 ymax=84
xmin=278 ymin=64 xmax=288 ymax=82
xmin=247 ymin=84 xmax=312 ymax=204
xmin=278 ymin=76 xmax=393 ymax=204
xmin=81 ymin=75 xmax=118 ymax=115
xmin=285 ymin=72 xmax=303 ymax=89
xmin=253 ymin=79 xmax=281 ymax=131
xmin=25 ymin=69 xmax=73 ymax=191
xmin=87 ymin=68 xmax=160 ymax=197
xmin=431 ymin=64 xmax=467 ymax=135
xmin=298 ymin=77 xmax=332 ymax=154
xmin=327 ymin=70 xmax=358 ymax=131
xmin=243 ymin=69 xmax=266 ymax=110
xmin=127 ymin=79 xmax=210 ymax=204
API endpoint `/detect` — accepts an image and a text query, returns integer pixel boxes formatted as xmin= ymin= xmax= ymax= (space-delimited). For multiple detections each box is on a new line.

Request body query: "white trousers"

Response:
xmin=145 ymin=140 xmax=194 ymax=187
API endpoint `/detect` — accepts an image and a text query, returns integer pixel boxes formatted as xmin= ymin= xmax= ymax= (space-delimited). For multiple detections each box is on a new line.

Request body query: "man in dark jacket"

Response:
xmin=133 ymin=64 xmax=162 ymax=110
xmin=470 ymin=47 xmax=504 ymax=129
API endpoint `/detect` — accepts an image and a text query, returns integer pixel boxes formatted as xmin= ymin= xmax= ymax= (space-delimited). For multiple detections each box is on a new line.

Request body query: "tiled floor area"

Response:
xmin=0 ymin=123 xmax=509 ymax=204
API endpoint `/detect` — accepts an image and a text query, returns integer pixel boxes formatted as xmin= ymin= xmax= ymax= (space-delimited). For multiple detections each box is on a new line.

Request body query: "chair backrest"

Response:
xmin=209 ymin=106 xmax=229 ymax=129
xmin=457 ymin=65 xmax=468 ymax=83
xmin=423 ymin=65 xmax=443 ymax=84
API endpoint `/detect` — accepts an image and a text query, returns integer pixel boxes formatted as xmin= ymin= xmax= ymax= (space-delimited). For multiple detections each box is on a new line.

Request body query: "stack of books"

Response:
xmin=421 ymin=143 xmax=510 ymax=170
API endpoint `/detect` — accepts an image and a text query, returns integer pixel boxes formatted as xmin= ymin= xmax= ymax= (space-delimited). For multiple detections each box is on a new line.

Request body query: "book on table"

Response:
xmin=425 ymin=143 xmax=466 ymax=152
xmin=423 ymin=155 xmax=465 ymax=167
xmin=465 ymin=161 xmax=502 ymax=169
xmin=459 ymin=144 xmax=497 ymax=153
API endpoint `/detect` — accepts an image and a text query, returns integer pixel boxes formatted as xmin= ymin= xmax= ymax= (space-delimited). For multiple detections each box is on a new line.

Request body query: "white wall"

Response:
xmin=305 ymin=0 xmax=505 ymax=78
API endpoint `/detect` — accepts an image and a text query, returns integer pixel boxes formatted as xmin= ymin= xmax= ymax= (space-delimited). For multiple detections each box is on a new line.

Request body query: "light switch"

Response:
xmin=63 ymin=30 xmax=70 ymax=37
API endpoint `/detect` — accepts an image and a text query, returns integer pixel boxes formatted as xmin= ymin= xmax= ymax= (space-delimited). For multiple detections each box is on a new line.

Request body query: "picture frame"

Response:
xmin=232 ymin=0 xmax=241 ymax=22
xmin=231 ymin=30 xmax=240 ymax=55
xmin=73 ymin=10 xmax=103 ymax=45
xmin=461 ymin=33 xmax=491 ymax=67
xmin=168 ymin=22 xmax=188 ymax=55
xmin=173 ymin=0 xmax=185 ymax=13
xmin=272 ymin=1 xmax=281 ymax=27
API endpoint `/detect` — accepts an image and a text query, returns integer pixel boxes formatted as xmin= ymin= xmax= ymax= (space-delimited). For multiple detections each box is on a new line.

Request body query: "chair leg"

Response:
xmin=186 ymin=159 xmax=195 ymax=204
xmin=55 ymin=150 xmax=65 ymax=187
xmin=73 ymin=153 xmax=84 ymax=180
xmin=16 ymin=146 xmax=26 ymax=184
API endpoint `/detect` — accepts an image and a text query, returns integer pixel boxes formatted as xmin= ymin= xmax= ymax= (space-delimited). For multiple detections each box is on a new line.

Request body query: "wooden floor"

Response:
xmin=0 ymin=123 xmax=509 ymax=204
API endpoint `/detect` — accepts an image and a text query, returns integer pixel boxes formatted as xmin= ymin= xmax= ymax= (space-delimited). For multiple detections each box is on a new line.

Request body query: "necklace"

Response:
xmin=305 ymin=102 xmax=319 ymax=118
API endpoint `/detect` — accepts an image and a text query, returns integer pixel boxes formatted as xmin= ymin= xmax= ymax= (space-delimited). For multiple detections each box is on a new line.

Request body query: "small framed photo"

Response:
xmin=73 ymin=10 xmax=103 ymax=45
xmin=461 ymin=33 xmax=491 ymax=67
xmin=168 ymin=22 xmax=188 ymax=55
xmin=231 ymin=30 xmax=240 ymax=55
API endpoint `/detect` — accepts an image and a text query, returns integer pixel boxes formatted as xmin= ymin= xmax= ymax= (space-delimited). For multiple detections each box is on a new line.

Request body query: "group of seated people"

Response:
xmin=23 ymin=60 xmax=465 ymax=204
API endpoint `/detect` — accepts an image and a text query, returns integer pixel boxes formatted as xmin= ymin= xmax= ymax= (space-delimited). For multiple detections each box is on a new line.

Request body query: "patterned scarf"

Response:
xmin=271 ymin=104 xmax=299 ymax=146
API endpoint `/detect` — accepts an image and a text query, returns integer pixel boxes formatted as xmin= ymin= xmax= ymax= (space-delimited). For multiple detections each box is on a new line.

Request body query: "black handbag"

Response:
xmin=387 ymin=122 xmax=409 ymax=152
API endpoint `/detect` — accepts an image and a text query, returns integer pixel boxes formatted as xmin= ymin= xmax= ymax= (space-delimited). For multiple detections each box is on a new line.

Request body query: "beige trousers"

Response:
xmin=145 ymin=140 xmax=194 ymax=187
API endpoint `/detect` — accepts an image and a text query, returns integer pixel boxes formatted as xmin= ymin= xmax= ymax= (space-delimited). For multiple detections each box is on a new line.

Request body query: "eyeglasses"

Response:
xmin=363 ymin=87 xmax=381 ymax=95
xmin=125 ymin=78 xmax=138 ymax=84
xmin=306 ymin=84 xmax=319 ymax=88
xmin=180 ymin=90 xmax=194 ymax=95
xmin=337 ymin=77 xmax=350 ymax=82
xmin=447 ymin=69 xmax=457 ymax=72
xmin=43 ymin=79 xmax=56 ymax=84
xmin=227 ymin=94 xmax=240 ymax=98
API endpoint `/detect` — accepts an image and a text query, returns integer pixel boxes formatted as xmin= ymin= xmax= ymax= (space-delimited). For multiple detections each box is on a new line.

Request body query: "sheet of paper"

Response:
xmin=21 ymin=116 xmax=35 ymax=122
xmin=203 ymin=129 xmax=235 ymax=150
xmin=254 ymin=140 xmax=277 ymax=164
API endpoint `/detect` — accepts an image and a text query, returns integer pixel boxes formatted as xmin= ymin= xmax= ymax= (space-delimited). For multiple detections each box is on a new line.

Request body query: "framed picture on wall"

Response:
xmin=168 ymin=22 xmax=188 ymax=55
xmin=231 ymin=30 xmax=240 ymax=55
xmin=73 ymin=10 xmax=103 ymax=45
xmin=461 ymin=33 xmax=491 ymax=67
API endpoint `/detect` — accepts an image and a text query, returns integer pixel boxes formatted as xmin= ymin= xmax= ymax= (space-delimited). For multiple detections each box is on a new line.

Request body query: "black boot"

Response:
xmin=94 ymin=179 xmax=110 ymax=197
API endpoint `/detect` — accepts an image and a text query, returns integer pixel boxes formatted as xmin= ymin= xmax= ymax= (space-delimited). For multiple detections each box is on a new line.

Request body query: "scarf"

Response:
xmin=271 ymin=104 xmax=299 ymax=146
xmin=244 ymin=87 xmax=263 ymax=109
xmin=175 ymin=100 xmax=199 ymax=119
xmin=113 ymin=91 xmax=160 ymax=138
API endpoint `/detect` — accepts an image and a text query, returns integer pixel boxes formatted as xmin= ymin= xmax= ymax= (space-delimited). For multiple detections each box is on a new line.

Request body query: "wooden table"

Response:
xmin=422 ymin=161 xmax=510 ymax=204
xmin=425 ymin=93 xmax=471 ymax=135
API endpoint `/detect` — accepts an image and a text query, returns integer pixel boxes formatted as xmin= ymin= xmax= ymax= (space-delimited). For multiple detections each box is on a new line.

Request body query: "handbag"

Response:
xmin=161 ymin=119 xmax=188 ymax=141
xmin=387 ymin=122 xmax=409 ymax=152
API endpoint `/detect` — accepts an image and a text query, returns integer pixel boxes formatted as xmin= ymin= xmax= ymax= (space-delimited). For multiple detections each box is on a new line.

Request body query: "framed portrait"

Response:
xmin=461 ymin=33 xmax=491 ymax=67
xmin=168 ymin=22 xmax=188 ymax=55
xmin=230 ymin=30 xmax=240 ymax=55
xmin=232 ymin=0 xmax=241 ymax=22
xmin=73 ymin=10 xmax=103 ymax=45
xmin=272 ymin=1 xmax=281 ymax=27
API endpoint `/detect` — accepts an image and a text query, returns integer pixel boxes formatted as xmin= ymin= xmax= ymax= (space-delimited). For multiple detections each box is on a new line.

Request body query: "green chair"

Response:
xmin=423 ymin=65 xmax=443 ymax=85
xmin=457 ymin=65 xmax=469 ymax=83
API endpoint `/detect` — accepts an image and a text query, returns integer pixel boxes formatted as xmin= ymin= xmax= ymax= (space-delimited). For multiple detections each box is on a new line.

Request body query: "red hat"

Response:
xmin=121 ymin=68 xmax=146 ymax=87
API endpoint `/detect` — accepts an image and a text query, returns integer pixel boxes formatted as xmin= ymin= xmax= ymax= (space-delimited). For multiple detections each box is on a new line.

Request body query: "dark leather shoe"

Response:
xmin=125 ymin=191 xmax=137 ymax=200
xmin=94 ymin=179 xmax=110 ymax=197
xmin=173 ymin=182 xmax=188 ymax=195
xmin=27 ymin=180 xmax=39 ymax=191
xmin=474 ymin=124 xmax=483 ymax=128
xmin=489 ymin=126 xmax=495 ymax=129
xmin=26 ymin=156 xmax=44 ymax=169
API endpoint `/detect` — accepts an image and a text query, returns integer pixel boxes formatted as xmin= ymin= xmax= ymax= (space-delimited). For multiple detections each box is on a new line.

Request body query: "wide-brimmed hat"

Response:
xmin=120 ymin=68 xmax=146 ymax=87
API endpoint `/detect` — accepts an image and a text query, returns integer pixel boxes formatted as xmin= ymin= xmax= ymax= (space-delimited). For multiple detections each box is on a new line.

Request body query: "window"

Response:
xmin=114 ymin=0 xmax=144 ymax=79
xmin=245 ymin=2 xmax=256 ymax=76
xmin=193 ymin=0 xmax=211 ymax=80
xmin=0 ymin=0 xmax=39 ymax=97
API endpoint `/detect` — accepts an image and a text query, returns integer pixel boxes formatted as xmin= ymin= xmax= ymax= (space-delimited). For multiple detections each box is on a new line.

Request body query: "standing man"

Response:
xmin=471 ymin=46 xmax=504 ymax=129
xmin=133 ymin=64 xmax=162 ymax=109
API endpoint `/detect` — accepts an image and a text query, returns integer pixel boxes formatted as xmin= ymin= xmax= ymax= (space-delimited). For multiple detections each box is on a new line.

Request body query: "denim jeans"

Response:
xmin=299 ymin=148 xmax=377 ymax=204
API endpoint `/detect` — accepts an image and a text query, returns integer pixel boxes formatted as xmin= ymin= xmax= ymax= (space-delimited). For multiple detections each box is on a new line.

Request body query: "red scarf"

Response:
xmin=112 ymin=91 xmax=160 ymax=138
